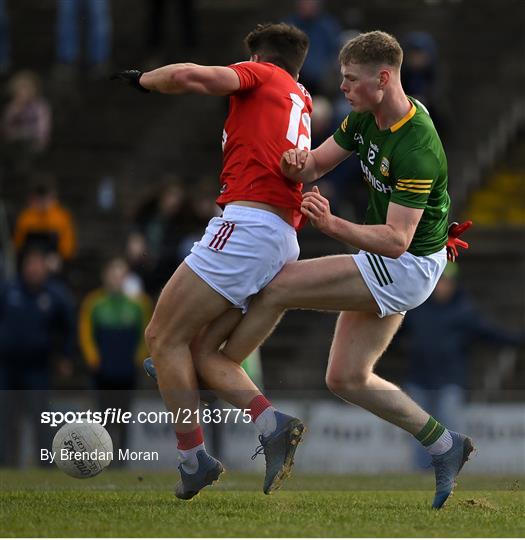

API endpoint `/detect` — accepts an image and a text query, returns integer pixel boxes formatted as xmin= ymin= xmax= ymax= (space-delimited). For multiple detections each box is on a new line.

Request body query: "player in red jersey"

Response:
xmin=112 ymin=23 xmax=310 ymax=498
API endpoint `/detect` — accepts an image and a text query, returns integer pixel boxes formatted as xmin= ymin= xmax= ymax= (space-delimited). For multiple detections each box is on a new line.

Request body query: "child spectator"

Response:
xmin=79 ymin=257 xmax=151 ymax=459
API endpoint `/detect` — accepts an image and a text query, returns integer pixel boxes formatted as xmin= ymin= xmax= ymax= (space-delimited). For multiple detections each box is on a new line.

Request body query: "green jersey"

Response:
xmin=333 ymin=98 xmax=449 ymax=256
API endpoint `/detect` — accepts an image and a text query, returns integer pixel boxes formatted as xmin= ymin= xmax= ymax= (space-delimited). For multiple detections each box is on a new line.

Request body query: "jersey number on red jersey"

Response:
xmin=286 ymin=92 xmax=311 ymax=150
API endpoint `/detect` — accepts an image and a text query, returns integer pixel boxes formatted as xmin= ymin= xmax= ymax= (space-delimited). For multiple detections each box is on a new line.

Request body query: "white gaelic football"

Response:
xmin=52 ymin=422 xmax=113 ymax=478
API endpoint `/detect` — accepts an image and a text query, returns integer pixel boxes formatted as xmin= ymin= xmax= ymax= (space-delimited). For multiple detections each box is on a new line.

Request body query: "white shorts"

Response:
xmin=185 ymin=205 xmax=300 ymax=312
xmin=353 ymin=248 xmax=447 ymax=318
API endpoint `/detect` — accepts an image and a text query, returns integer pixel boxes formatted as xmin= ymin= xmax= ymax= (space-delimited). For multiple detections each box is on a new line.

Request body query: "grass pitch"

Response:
xmin=1 ymin=469 xmax=523 ymax=537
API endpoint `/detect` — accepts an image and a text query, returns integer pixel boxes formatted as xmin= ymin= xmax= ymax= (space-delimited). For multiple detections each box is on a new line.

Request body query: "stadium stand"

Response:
xmin=467 ymin=134 xmax=525 ymax=226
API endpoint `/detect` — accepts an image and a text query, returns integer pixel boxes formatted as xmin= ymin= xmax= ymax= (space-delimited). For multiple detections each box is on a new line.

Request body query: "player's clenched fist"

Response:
xmin=280 ymin=148 xmax=310 ymax=181
xmin=301 ymin=186 xmax=334 ymax=233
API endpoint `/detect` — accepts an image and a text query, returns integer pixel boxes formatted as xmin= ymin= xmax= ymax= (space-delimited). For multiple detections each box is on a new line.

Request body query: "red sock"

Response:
xmin=176 ymin=426 xmax=204 ymax=450
xmin=248 ymin=395 xmax=272 ymax=422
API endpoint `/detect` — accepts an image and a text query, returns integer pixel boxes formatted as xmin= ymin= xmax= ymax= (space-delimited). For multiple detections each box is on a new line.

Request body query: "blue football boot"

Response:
xmin=251 ymin=411 xmax=305 ymax=494
xmin=143 ymin=357 xmax=157 ymax=380
xmin=175 ymin=450 xmax=224 ymax=500
xmin=431 ymin=431 xmax=474 ymax=509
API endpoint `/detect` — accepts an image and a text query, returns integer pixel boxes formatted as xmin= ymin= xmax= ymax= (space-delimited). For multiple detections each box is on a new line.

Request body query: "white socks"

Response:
xmin=254 ymin=406 xmax=277 ymax=437
xmin=178 ymin=442 xmax=205 ymax=474
xmin=426 ymin=429 xmax=453 ymax=455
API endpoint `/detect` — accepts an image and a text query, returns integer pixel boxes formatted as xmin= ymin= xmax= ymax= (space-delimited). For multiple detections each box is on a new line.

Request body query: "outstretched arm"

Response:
xmin=112 ymin=64 xmax=241 ymax=96
xmin=140 ymin=64 xmax=241 ymax=95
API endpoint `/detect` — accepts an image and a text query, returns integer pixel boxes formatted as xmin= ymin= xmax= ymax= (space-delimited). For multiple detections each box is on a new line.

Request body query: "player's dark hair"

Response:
xmin=244 ymin=23 xmax=309 ymax=78
xmin=339 ymin=31 xmax=403 ymax=69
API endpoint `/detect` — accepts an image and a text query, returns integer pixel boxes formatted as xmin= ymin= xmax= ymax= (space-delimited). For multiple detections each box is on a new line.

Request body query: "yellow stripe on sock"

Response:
xmin=420 ymin=422 xmax=439 ymax=445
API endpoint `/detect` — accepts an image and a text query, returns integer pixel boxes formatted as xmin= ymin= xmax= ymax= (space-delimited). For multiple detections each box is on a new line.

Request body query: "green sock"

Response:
xmin=415 ymin=416 xmax=446 ymax=446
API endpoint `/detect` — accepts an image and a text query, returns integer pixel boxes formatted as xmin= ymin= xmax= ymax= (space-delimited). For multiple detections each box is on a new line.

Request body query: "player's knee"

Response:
xmin=325 ymin=372 xmax=346 ymax=396
xmin=346 ymin=370 xmax=370 ymax=391
xmin=325 ymin=369 xmax=370 ymax=397
xmin=145 ymin=319 xmax=183 ymax=358
xmin=144 ymin=320 xmax=158 ymax=352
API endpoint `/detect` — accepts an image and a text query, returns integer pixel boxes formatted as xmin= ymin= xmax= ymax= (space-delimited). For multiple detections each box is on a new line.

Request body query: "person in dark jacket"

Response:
xmin=402 ymin=263 xmax=522 ymax=468
xmin=0 ymin=247 xmax=74 ymax=466
xmin=286 ymin=0 xmax=341 ymax=95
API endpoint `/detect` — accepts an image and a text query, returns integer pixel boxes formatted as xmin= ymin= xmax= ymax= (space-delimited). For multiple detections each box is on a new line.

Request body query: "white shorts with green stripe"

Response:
xmin=352 ymin=247 xmax=447 ymax=318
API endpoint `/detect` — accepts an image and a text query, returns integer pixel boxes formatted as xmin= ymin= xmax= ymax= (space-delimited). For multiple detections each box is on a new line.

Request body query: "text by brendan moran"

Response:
xmin=41 ymin=448 xmax=159 ymax=464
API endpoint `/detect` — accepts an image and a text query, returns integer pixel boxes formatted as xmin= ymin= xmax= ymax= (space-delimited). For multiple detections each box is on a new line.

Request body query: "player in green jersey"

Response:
xmin=193 ymin=30 xmax=474 ymax=509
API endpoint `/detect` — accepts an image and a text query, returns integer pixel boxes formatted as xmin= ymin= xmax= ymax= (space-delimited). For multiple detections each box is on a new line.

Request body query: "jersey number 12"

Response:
xmin=286 ymin=93 xmax=311 ymax=150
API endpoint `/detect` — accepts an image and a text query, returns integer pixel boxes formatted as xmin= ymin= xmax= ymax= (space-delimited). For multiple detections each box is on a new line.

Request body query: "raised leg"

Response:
xmin=222 ymin=255 xmax=378 ymax=363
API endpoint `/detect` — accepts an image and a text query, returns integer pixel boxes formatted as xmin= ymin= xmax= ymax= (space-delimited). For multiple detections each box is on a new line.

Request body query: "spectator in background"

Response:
xmin=0 ymin=0 xmax=10 ymax=76
xmin=1 ymin=71 xmax=52 ymax=180
xmin=401 ymin=32 xmax=445 ymax=132
xmin=13 ymin=181 xmax=76 ymax=275
xmin=0 ymin=247 xmax=74 ymax=466
xmin=401 ymin=263 xmax=523 ymax=469
xmin=55 ymin=0 xmax=112 ymax=79
xmin=309 ymin=95 xmax=340 ymax=206
xmin=310 ymin=94 xmax=334 ymax=148
xmin=177 ymin=176 xmax=220 ymax=257
xmin=126 ymin=177 xmax=218 ymax=297
xmin=131 ymin=177 xmax=191 ymax=294
xmin=145 ymin=0 xmax=197 ymax=66
xmin=286 ymin=0 xmax=341 ymax=94
xmin=310 ymin=95 xmax=365 ymax=221
xmin=79 ymin=257 xmax=151 ymax=458
xmin=125 ymin=230 xmax=156 ymax=298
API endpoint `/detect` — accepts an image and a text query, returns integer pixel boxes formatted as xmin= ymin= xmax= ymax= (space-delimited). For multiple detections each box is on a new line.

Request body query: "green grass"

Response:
xmin=1 ymin=469 xmax=524 ymax=537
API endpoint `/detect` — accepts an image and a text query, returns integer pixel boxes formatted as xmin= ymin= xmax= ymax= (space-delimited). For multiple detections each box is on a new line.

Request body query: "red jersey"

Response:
xmin=216 ymin=61 xmax=312 ymax=229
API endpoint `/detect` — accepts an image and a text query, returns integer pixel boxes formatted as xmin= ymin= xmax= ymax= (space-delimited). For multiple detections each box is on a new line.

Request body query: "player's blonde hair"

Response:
xmin=339 ymin=31 xmax=403 ymax=69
